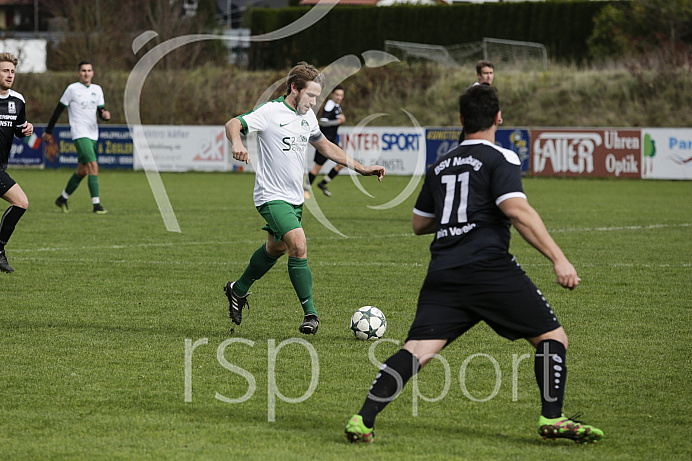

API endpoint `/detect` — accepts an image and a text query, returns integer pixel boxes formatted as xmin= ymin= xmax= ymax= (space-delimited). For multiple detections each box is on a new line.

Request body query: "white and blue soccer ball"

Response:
xmin=350 ymin=306 xmax=387 ymax=341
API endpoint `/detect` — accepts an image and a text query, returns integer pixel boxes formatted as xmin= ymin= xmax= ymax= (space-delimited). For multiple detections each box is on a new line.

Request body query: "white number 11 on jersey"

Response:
xmin=440 ymin=172 xmax=469 ymax=225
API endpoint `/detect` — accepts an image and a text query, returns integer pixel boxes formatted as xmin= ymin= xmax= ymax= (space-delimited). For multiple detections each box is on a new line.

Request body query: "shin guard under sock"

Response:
xmin=359 ymin=349 xmax=421 ymax=428
xmin=535 ymin=339 xmax=567 ymax=418
xmin=288 ymin=256 xmax=315 ymax=315
xmin=235 ymin=244 xmax=279 ymax=296
xmin=0 ymin=206 xmax=26 ymax=247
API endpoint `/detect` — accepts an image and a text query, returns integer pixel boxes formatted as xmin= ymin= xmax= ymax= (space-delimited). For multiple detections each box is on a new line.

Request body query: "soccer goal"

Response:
xmin=385 ymin=37 xmax=548 ymax=71
xmin=383 ymin=40 xmax=460 ymax=67
xmin=479 ymin=37 xmax=547 ymax=71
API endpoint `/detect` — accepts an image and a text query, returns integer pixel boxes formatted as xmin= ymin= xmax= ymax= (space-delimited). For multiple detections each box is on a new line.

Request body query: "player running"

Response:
xmin=305 ymin=85 xmax=346 ymax=197
xmin=224 ymin=62 xmax=385 ymax=334
xmin=42 ymin=61 xmax=111 ymax=214
xmin=0 ymin=53 xmax=33 ymax=273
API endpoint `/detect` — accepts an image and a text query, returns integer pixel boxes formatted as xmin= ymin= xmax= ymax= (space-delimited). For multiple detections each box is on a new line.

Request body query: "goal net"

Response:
xmin=385 ymin=37 xmax=548 ymax=71
xmin=383 ymin=40 xmax=459 ymax=67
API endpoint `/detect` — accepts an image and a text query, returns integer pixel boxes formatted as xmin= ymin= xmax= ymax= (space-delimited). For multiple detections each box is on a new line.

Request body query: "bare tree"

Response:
xmin=43 ymin=0 xmax=224 ymax=71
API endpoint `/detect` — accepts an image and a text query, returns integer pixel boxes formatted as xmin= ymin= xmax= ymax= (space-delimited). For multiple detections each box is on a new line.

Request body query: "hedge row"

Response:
xmin=248 ymin=1 xmax=617 ymax=69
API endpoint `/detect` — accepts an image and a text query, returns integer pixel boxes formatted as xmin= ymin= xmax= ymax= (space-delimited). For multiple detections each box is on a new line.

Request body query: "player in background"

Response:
xmin=460 ymin=61 xmax=497 ymax=144
xmin=474 ymin=60 xmax=494 ymax=86
xmin=42 ymin=61 xmax=110 ymax=214
xmin=0 ymin=53 xmax=34 ymax=273
xmin=224 ymin=62 xmax=385 ymax=335
xmin=345 ymin=84 xmax=603 ymax=444
xmin=304 ymin=85 xmax=346 ymax=197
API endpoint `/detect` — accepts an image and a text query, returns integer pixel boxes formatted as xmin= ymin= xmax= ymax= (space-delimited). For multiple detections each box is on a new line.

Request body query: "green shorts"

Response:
xmin=257 ymin=200 xmax=303 ymax=242
xmin=74 ymin=138 xmax=98 ymax=164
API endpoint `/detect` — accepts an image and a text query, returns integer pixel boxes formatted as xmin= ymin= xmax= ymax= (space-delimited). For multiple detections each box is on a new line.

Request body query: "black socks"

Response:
xmin=358 ymin=349 xmax=421 ymax=428
xmin=0 ymin=205 xmax=26 ymax=248
xmin=535 ymin=339 xmax=567 ymax=418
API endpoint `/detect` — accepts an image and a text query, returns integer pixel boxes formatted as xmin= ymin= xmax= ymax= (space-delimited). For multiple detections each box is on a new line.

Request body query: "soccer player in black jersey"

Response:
xmin=304 ymin=85 xmax=346 ymax=197
xmin=0 ymin=53 xmax=34 ymax=273
xmin=346 ymin=84 xmax=603 ymax=444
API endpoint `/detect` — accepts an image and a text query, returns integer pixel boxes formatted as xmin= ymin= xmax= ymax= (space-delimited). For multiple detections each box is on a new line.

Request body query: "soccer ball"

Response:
xmin=350 ymin=306 xmax=387 ymax=341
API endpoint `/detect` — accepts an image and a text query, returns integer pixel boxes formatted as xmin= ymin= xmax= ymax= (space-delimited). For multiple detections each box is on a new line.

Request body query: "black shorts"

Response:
xmin=313 ymin=149 xmax=328 ymax=166
xmin=0 ymin=170 xmax=17 ymax=197
xmin=407 ymin=256 xmax=561 ymax=343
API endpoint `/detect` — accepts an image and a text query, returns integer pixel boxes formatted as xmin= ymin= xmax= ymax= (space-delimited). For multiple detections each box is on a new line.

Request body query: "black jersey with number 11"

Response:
xmin=413 ymin=139 xmax=526 ymax=272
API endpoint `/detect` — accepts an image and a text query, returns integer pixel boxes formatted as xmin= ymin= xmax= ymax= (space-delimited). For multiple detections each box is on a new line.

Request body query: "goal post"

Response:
xmin=384 ymin=38 xmax=548 ymax=71
xmin=384 ymin=40 xmax=460 ymax=67
xmin=481 ymin=37 xmax=547 ymax=71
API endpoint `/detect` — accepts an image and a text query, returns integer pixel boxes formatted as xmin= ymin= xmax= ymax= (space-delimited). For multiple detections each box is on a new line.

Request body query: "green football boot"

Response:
xmin=345 ymin=414 xmax=374 ymax=443
xmin=538 ymin=413 xmax=604 ymax=444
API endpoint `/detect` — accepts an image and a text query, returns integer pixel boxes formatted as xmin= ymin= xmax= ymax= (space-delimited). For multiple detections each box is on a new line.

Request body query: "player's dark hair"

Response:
xmin=476 ymin=60 xmax=494 ymax=74
xmin=458 ymin=84 xmax=500 ymax=134
xmin=332 ymin=84 xmax=344 ymax=93
xmin=78 ymin=60 xmax=92 ymax=70
xmin=286 ymin=61 xmax=325 ymax=95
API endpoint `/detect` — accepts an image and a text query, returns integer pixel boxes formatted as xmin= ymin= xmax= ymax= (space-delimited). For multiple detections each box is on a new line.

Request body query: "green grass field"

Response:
xmin=1 ymin=170 xmax=691 ymax=460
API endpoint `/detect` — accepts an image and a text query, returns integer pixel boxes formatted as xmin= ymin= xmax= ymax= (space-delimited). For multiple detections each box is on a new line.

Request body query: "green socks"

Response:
xmin=234 ymin=246 xmax=317 ymax=316
xmin=235 ymin=244 xmax=279 ymax=296
xmin=64 ymin=173 xmax=83 ymax=195
xmin=87 ymin=175 xmax=100 ymax=199
xmin=288 ymin=256 xmax=316 ymax=316
xmin=64 ymin=174 xmax=100 ymax=200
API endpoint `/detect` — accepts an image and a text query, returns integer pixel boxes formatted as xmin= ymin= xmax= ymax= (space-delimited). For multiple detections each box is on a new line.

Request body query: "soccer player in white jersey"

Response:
xmin=224 ymin=62 xmax=386 ymax=334
xmin=0 ymin=53 xmax=34 ymax=273
xmin=42 ymin=61 xmax=111 ymax=214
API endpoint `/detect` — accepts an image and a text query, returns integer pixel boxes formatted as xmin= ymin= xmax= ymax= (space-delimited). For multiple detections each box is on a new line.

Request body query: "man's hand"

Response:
xmin=360 ymin=165 xmax=386 ymax=181
xmin=232 ymin=143 xmax=250 ymax=164
xmin=554 ymin=259 xmax=581 ymax=290
xmin=21 ymin=122 xmax=33 ymax=136
xmin=42 ymin=132 xmax=54 ymax=144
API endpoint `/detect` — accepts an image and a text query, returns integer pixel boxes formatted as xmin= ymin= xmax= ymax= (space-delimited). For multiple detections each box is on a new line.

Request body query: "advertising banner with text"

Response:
xmin=335 ymin=126 xmax=426 ymax=175
xmin=424 ymin=128 xmax=530 ymax=173
xmin=640 ymin=128 xmax=692 ymax=180
xmin=8 ymin=126 xmax=44 ymax=167
xmin=134 ymin=126 xmax=226 ymax=172
xmin=44 ymin=125 xmax=134 ymax=169
xmin=532 ymin=129 xmax=641 ymax=178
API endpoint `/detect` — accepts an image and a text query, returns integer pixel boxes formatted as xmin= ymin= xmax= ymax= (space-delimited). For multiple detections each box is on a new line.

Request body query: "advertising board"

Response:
xmin=532 ymin=129 xmax=641 ymax=178
xmin=44 ymin=126 xmax=134 ymax=169
xmin=641 ymin=128 xmax=692 ymax=180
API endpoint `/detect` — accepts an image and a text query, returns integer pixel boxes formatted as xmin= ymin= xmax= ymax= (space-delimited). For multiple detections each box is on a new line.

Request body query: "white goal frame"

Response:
xmin=385 ymin=37 xmax=548 ymax=71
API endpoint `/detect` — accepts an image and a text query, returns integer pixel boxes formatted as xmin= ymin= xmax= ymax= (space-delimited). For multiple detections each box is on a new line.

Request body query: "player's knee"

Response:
xmin=552 ymin=328 xmax=568 ymax=349
xmin=288 ymin=244 xmax=307 ymax=259
xmin=12 ymin=198 xmax=29 ymax=209
xmin=11 ymin=190 xmax=29 ymax=209
xmin=269 ymin=247 xmax=287 ymax=258
xmin=265 ymin=242 xmax=287 ymax=258
xmin=529 ymin=327 xmax=568 ymax=350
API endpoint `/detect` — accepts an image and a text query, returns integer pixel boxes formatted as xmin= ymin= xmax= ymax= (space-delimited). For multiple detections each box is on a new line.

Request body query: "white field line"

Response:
xmin=548 ymin=222 xmax=691 ymax=233
xmin=12 ymin=256 xmax=691 ymax=269
xmin=8 ymin=223 xmax=691 ymax=265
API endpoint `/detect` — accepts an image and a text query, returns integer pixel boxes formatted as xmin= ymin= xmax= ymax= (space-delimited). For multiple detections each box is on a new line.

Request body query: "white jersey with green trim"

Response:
xmin=59 ymin=82 xmax=105 ymax=141
xmin=238 ymin=96 xmax=324 ymax=206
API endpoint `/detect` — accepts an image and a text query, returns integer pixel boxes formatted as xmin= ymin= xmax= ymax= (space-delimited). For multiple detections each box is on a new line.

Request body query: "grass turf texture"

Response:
xmin=1 ymin=169 xmax=691 ymax=460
